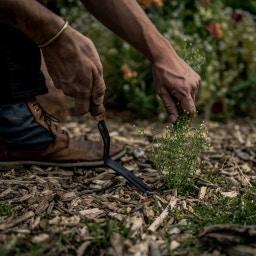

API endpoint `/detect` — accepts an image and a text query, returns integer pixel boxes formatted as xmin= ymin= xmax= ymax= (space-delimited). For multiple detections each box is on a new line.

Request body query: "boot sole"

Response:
xmin=0 ymin=149 xmax=126 ymax=170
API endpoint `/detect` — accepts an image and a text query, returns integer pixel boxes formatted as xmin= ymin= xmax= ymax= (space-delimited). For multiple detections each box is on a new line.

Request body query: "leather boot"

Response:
xmin=0 ymin=99 xmax=125 ymax=170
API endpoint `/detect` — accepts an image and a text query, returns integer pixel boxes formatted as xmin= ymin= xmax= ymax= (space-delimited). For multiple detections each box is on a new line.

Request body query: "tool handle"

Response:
xmin=90 ymin=100 xmax=106 ymax=121
xmin=94 ymin=112 xmax=106 ymax=122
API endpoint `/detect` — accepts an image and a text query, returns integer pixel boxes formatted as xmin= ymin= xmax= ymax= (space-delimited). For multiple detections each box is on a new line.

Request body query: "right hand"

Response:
xmin=41 ymin=25 xmax=106 ymax=117
xmin=152 ymin=52 xmax=200 ymax=123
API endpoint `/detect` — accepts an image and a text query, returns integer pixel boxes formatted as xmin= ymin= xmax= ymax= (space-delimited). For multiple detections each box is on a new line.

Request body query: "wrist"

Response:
xmin=149 ymin=37 xmax=178 ymax=64
xmin=0 ymin=0 xmax=66 ymax=45
xmin=23 ymin=17 xmax=66 ymax=45
xmin=38 ymin=20 xmax=69 ymax=48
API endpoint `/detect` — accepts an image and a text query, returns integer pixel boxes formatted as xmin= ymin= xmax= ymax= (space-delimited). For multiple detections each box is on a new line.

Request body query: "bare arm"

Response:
xmin=83 ymin=0 xmax=201 ymax=122
xmin=0 ymin=0 xmax=200 ymax=122
xmin=0 ymin=0 xmax=64 ymax=44
xmin=0 ymin=0 xmax=106 ymax=116
xmin=82 ymin=0 xmax=172 ymax=63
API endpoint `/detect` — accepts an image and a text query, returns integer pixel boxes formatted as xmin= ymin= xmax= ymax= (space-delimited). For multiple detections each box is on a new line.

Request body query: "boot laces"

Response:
xmin=32 ymin=101 xmax=65 ymax=133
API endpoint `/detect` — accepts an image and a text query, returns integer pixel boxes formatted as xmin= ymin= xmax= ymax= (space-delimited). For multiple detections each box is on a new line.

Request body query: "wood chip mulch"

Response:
xmin=0 ymin=114 xmax=256 ymax=256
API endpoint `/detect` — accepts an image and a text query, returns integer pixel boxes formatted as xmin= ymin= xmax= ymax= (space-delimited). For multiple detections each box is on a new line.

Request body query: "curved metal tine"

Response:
xmin=107 ymin=158 xmax=151 ymax=193
xmin=98 ymin=120 xmax=151 ymax=193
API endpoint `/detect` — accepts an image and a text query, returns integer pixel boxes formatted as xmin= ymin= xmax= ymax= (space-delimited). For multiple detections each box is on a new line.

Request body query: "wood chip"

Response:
xmin=32 ymin=233 xmax=49 ymax=244
xmin=0 ymin=211 xmax=34 ymax=231
xmin=0 ymin=188 xmax=12 ymax=198
xmin=79 ymin=208 xmax=105 ymax=219
xmin=198 ymin=186 xmax=207 ymax=200
xmin=148 ymin=197 xmax=177 ymax=232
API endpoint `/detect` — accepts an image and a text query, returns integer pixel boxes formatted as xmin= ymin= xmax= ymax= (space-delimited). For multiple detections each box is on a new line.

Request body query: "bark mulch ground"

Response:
xmin=0 ymin=112 xmax=256 ymax=256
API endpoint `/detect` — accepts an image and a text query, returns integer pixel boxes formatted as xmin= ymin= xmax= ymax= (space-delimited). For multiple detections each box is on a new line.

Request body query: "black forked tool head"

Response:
xmin=98 ymin=120 xmax=152 ymax=194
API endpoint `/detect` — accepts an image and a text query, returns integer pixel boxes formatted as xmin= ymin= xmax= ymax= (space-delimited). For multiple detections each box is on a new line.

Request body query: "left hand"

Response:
xmin=41 ymin=26 xmax=106 ymax=117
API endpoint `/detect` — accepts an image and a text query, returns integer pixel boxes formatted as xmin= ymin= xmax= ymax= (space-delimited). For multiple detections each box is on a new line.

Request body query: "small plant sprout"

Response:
xmin=0 ymin=201 xmax=12 ymax=217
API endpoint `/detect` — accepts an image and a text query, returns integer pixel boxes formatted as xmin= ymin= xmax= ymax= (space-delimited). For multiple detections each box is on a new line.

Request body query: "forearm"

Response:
xmin=82 ymin=0 xmax=175 ymax=63
xmin=0 ymin=0 xmax=64 ymax=44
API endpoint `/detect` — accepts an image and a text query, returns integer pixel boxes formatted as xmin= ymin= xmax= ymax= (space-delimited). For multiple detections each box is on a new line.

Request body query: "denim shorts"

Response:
xmin=0 ymin=23 xmax=48 ymax=105
xmin=0 ymin=23 xmax=53 ymax=150
xmin=0 ymin=101 xmax=54 ymax=150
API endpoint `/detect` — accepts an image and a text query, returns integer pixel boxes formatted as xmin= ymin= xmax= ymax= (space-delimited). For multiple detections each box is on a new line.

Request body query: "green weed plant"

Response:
xmin=0 ymin=201 xmax=12 ymax=217
xmin=146 ymin=114 xmax=208 ymax=195
xmin=85 ymin=219 xmax=133 ymax=250
xmin=174 ymin=187 xmax=256 ymax=235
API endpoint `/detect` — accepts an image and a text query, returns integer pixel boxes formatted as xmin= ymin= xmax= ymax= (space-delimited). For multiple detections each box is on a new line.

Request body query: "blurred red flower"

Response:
xmin=231 ymin=12 xmax=243 ymax=22
xmin=200 ymin=0 xmax=211 ymax=6
xmin=206 ymin=23 xmax=223 ymax=38
xmin=211 ymin=100 xmax=224 ymax=114
xmin=139 ymin=0 xmax=163 ymax=8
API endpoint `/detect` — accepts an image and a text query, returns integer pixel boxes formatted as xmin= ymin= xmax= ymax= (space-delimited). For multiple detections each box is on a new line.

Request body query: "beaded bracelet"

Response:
xmin=38 ymin=20 xmax=69 ymax=48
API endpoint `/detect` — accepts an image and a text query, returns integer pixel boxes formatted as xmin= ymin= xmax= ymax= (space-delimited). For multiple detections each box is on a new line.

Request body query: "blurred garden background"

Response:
xmin=44 ymin=0 xmax=256 ymax=122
